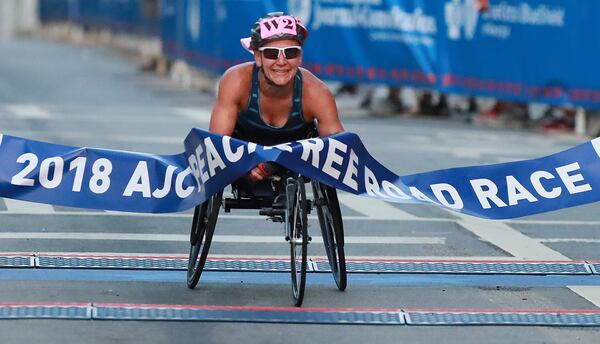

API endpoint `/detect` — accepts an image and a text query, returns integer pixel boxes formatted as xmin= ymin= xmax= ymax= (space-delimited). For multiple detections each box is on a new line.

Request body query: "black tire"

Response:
xmin=287 ymin=177 xmax=308 ymax=307
xmin=187 ymin=192 xmax=222 ymax=289
xmin=312 ymin=181 xmax=346 ymax=291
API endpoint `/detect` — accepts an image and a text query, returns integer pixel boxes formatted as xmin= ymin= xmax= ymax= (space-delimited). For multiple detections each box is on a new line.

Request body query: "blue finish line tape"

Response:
xmin=1 ymin=130 xmax=600 ymax=219
xmin=2 ymin=302 xmax=600 ymax=326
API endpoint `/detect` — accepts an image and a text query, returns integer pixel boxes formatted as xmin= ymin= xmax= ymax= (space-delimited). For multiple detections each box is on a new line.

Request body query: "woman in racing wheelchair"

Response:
xmin=186 ymin=12 xmax=346 ymax=306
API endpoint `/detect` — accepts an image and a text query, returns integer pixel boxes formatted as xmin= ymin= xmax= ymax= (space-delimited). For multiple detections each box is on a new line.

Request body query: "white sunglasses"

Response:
xmin=258 ymin=46 xmax=302 ymax=60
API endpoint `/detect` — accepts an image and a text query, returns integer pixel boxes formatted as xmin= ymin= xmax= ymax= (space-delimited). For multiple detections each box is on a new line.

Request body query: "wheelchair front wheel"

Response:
xmin=287 ymin=177 xmax=308 ymax=307
xmin=187 ymin=192 xmax=222 ymax=289
xmin=312 ymin=180 xmax=346 ymax=291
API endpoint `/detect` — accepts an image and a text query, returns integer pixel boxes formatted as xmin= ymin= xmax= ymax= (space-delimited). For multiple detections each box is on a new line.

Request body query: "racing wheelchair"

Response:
xmin=186 ymin=163 xmax=346 ymax=307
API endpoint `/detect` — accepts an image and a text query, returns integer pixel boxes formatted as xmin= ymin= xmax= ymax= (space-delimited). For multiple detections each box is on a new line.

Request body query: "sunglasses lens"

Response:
xmin=283 ymin=47 xmax=301 ymax=59
xmin=262 ymin=48 xmax=279 ymax=60
xmin=260 ymin=47 xmax=301 ymax=60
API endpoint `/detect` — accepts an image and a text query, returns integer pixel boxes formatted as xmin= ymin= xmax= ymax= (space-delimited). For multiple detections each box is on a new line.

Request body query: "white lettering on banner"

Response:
xmin=89 ymin=159 xmax=112 ymax=194
xmin=11 ymin=153 xmax=38 ymax=186
xmin=312 ymin=4 xmax=437 ymax=35
xmin=152 ymin=165 xmax=177 ymax=199
xmin=187 ymin=154 xmax=201 ymax=188
xmin=204 ymin=137 xmax=226 ymax=177
xmin=195 ymin=144 xmax=209 ymax=183
xmin=506 ymin=175 xmax=538 ymax=205
xmin=124 ymin=161 xmax=151 ymax=198
xmin=247 ymin=142 xmax=257 ymax=154
xmin=409 ymin=186 xmax=435 ymax=203
xmin=431 ymin=183 xmax=463 ymax=209
xmin=342 ymin=149 xmax=359 ymax=191
xmin=556 ymin=162 xmax=592 ymax=194
xmin=592 ymin=138 xmax=600 ymax=158
xmin=470 ymin=178 xmax=508 ymax=209
xmin=175 ymin=167 xmax=195 ymax=198
xmin=364 ymin=166 xmax=382 ymax=197
xmin=263 ymin=143 xmax=293 ymax=153
xmin=483 ymin=3 xmax=565 ymax=27
xmin=469 ymin=162 xmax=592 ymax=209
xmin=530 ymin=171 xmax=561 ymax=199
xmin=39 ymin=157 xmax=63 ymax=189
xmin=364 ymin=167 xmax=414 ymax=201
xmin=223 ymin=136 xmax=244 ymax=163
xmin=382 ymin=180 xmax=411 ymax=200
xmin=299 ymin=138 xmax=324 ymax=168
xmin=69 ymin=157 xmax=87 ymax=192
xmin=445 ymin=0 xmax=565 ymax=42
xmin=11 ymin=153 xmax=115 ymax=194
xmin=0 ymin=134 xmax=3 ymax=146
xmin=323 ymin=138 xmax=347 ymax=179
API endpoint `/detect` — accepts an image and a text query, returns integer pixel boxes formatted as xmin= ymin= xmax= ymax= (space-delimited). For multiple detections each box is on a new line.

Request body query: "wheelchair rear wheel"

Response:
xmin=312 ymin=180 xmax=346 ymax=291
xmin=187 ymin=192 xmax=222 ymax=289
xmin=287 ymin=177 xmax=308 ymax=307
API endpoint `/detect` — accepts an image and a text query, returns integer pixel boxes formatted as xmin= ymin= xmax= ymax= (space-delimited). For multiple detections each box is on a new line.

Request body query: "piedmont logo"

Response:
xmin=444 ymin=0 xmax=480 ymax=40
xmin=287 ymin=0 xmax=312 ymax=26
xmin=187 ymin=0 xmax=201 ymax=41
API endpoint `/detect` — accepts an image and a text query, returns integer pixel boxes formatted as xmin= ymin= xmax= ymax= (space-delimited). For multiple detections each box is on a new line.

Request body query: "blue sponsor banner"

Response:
xmin=39 ymin=0 xmax=70 ymax=23
xmin=41 ymin=0 xmax=161 ymax=36
xmin=40 ymin=0 xmax=600 ymax=106
xmin=39 ymin=1 xmax=600 ymax=106
xmin=157 ymin=0 xmax=600 ymax=108
xmin=1 ymin=130 xmax=599 ymax=219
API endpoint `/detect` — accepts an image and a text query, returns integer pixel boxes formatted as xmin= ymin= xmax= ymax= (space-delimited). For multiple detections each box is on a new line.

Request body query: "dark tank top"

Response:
xmin=233 ymin=65 xmax=317 ymax=146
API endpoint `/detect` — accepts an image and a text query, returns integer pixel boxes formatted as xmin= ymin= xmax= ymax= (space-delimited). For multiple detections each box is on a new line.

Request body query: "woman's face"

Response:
xmin=254 ymin=39 xmax=302 ymax=87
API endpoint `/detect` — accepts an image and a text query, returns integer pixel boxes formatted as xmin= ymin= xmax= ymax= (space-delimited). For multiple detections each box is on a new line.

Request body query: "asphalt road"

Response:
xmin=1 ymin=38 xmax=599 ymax=343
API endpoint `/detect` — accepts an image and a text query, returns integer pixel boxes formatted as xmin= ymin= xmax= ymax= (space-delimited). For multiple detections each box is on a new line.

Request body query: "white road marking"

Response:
xmin=592 ymin=137 xmax=600 ymax=158
xmin=112 ymin=135 xmax=181 ymax=144
xmin=3 ymin=199 xmax=54 ymax=214
xmin=507 ymin=219 xmax=600 ymax=226
xmin=567 ymin=286 xmax=600 ymax=308
xmin=0 ymin=208 xmax=451 ymax=221
xmin=3 ymin=130 xmax=182 ymax=144
xmin=337 ymin=194 xmax=419 ymax=220
xmin=450 ymin=148 xmax=481 ymax=159
xmin=172 ymin=107 xmax=212 ymax=123
xmin=452 ymin=212 xmax=570 ymax=260
xmin=539 ymin=238 xmax=600 ymax=244
xmin=4 ymin=207 xmax=600 ymax=226
xmin=0 ymin=232 xmax=444 ymax=244
xmin=5 ymin=104 xmax=52 ymax=119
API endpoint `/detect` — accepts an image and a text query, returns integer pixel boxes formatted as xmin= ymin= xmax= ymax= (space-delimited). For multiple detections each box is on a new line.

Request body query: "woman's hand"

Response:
xmin=247 ymin=162 xmax=274 ymax=181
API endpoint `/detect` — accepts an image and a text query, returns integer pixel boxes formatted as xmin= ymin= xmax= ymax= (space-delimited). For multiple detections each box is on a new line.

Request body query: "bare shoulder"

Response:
xmin=217 ymin=62 xmax=254 ymax=105
xmin=299 ymin=68 xmax=344 ymax=134
xmin=220 ymin=62 xmax=253 ymax=89
xmin=300 ymin=67 xmax=337 ymax=115
xmin=300 ymin=68 xmax=335 ymax=100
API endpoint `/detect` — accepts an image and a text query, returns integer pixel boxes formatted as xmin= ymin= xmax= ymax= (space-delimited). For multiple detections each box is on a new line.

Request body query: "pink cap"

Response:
xmin=240 ymin=15 xmax=308 ymax=54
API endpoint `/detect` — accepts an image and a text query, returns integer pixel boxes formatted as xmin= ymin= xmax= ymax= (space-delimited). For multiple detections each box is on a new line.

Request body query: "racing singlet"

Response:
xmin=233 ymin=65 xmax=317 ymax=146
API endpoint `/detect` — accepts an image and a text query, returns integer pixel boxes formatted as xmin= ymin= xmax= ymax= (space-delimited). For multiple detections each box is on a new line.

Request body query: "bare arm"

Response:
xmin=208 ymin=68 xmax=245 ymax=136
xmin=303 ymin=72 xmax=345 ymax=137
xmin=209 ymin=65 xmax=269 ymax=181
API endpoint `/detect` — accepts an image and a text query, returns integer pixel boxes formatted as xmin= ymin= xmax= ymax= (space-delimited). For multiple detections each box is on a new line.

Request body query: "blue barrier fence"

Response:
xmin=39 ymin=0 xmax=600 ymax=109
xmin=39 ymin=0 xmax=160 ymax=36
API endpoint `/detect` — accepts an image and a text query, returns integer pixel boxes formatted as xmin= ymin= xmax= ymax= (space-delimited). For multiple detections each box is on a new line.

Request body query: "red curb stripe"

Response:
xmin=341 ymin=259 xmax=586 ymax=264
xmin=405 ymin=308 xmax=600 ymax=314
